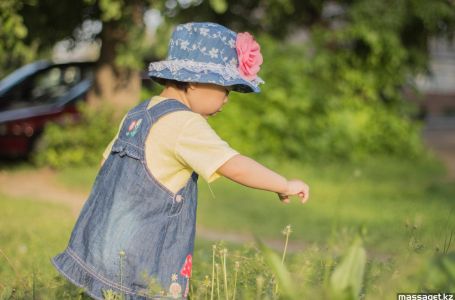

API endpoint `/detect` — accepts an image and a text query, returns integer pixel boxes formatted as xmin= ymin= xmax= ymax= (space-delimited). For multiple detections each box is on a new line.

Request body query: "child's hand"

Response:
xmin=278 ymin=179 xmax=310 ymax=204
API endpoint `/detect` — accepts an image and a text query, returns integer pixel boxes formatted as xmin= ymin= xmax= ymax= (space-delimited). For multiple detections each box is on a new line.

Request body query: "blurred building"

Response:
xmin=415 ymin=37 xmax=455 ymax=178
xmin=414 ymin=37 xmax=455 ymax=129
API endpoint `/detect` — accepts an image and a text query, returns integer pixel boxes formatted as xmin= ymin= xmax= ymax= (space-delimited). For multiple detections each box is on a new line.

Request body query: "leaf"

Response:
xmin=0 ymin=287 xmax=13 ymax=300
xmin=422 ymin=252 xmax=455 ymax=291
xmin=255 ymin=237 xmax=299 ymax=299
xmin=209 ymin=0 xmax=228 ymax=14
xmin=330 ymin=237 xmax=366 ymax=300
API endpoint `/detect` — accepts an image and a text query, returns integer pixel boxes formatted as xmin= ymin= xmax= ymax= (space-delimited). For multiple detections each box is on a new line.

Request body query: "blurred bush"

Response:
xmin=210 ymin=32 xmax=427 ymax=163
xmin=32 ymin=101 xmax=122 ymax=169
xmin=34 ymin=32 xmax=428 ymax=169
xmin=33 ymin=22 xmax=434 ymax=168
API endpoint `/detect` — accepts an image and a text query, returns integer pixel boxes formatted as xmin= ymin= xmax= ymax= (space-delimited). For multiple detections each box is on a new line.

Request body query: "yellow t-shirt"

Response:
xmin=102 ymin=96 xmax=238 ymax=193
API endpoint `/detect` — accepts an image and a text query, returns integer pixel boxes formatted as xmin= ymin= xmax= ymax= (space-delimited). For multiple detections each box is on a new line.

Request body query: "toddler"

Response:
xmin=52 ymin=22 xmax=309 ymax=300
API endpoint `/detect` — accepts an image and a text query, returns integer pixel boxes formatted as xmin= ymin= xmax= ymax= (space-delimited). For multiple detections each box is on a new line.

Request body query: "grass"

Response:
xmin=196 ymin=155 xmax=455 ymax=253
xmin=1 ymin=155 xmax=454 ymax=298
xmin=0 ymin=193 xmax=88 ymax=299
xmin=52 ymin=154 xmax=455 ymax=254
xmin=57 ymin=165 xmax=99 ymax=192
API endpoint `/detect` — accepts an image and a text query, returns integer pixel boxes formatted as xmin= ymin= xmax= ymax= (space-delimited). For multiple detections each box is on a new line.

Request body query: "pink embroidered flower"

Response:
xmin=128 ymin=120 xmax=137 ymax=131
xmin=180 ymin=254 xmax=192 ymax=278
xmin=235 ymin=32 xmax=263 ymax=81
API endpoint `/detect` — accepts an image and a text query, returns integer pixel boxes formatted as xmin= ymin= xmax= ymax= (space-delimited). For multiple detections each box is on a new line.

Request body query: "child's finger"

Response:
xmin=299 ymin=192 xmax=308 ymax=204
xmin=278 ymin=193 xmax=290 ymax=204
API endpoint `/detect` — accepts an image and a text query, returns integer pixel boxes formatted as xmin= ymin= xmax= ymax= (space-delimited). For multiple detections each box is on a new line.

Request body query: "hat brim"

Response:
xmin=148 ymin=61 xmax=261 ymax=93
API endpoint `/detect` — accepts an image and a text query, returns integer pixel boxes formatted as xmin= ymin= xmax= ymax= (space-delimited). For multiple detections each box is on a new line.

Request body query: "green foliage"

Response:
xmin=98 ymin=0 xmax=123 ymax=21
xmin=254 ymin=235 xmax=367 ymax=300
xmin=256 ymin=238 xmax=299 ymax=299
xmin=0 ymin=157 xmax=453 ymax=299
xmin=163 ymin=0 xmax=454 ymax=162
xmin=190 ymin=242 xmax=281 ymax=300
xmin=102 ymin=289 xmax=124 ymax=300
xmin=421 ymin=252 xmax=455 ymax=291
xmin=2 ymin=0 xmax=454 ymax=163
xmin=329 ymin=237 xmax=366 ymax=300
xmin=210 ymin=35 xmax=427 ymax=162
xmin=32 ymin=101 xmax=123 ymax=169
xmin=0 ymin=193 xmax=86 ymax=299
xmin=0 ymin=0 xmax=37 ymax=77
xmin=209 ymin=0 xmax=228 ymax=14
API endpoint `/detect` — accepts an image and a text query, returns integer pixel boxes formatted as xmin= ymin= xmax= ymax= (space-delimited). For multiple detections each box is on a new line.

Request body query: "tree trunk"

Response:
xmin=87 ymin=64 xmax=141 ymax=114
xmin=87 ymin=20 xmax=141 ymax=115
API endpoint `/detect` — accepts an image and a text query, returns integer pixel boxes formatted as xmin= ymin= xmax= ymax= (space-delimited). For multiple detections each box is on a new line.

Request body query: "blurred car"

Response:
xmin=0 ymin=60 xmax=95 ymax=158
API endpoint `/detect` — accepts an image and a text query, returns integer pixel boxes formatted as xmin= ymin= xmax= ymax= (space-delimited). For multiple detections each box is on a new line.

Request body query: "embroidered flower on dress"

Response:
xmin=128 ymin=120 xmax=137 ymax=131
xmin=235 ymin=32 xmax=263 ymax=81
xmin=168 ymin=282 xmax=182 ymax=299
xmin=180 ymin=254 xmax=192 ymax=278
xmin=126 ymin=118 xmax=142 ymax=137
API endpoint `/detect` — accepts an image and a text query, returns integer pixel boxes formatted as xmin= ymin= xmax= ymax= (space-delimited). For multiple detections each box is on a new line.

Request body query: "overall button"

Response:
xmin=175 ymin=195 xmax=183 ymax=203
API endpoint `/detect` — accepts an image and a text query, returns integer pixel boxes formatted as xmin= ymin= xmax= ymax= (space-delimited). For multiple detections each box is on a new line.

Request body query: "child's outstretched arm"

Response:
xmin=217 ymin=154 xmax=310 ymax=204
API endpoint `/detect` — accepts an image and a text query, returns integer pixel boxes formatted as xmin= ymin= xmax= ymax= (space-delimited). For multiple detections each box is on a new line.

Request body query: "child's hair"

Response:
xmin=153 ymin=78 xmax=189 ymax=92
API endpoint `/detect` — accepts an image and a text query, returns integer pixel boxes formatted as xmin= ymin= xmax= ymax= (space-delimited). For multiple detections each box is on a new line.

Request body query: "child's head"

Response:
xmin=148 ymin=22 xmax=264 ymax=97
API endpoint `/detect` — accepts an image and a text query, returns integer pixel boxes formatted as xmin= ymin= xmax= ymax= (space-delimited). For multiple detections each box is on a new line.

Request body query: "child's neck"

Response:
xmin=160 ymin=86 xmax=191 ymax=109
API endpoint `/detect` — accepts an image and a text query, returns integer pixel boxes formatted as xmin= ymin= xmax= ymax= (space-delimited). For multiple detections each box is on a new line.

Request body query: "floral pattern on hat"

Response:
xmin=148 ymin=22 xmax=264 ymax=93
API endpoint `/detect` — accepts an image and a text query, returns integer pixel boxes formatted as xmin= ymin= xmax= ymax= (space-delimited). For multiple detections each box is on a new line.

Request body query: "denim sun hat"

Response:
xmin=148 ymin=22 xmax=264 ymax=93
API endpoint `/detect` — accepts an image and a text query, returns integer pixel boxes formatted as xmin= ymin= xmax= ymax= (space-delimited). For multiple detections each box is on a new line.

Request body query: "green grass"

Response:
xmin=196 ymin=155 xmax=454 ymax=253
xmin=57 ymin=165 xmax=99 ymax=192
xmin=0 ymin=193 xmax=89 ymax=299
xmin=1 ymin=156 xmax=454 ymax=298
xmin=53 ymin=155 xmax=455 ymax=254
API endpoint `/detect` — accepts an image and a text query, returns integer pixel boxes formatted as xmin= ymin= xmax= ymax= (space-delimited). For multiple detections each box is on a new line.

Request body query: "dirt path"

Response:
xmin=0 ymin=167 xmax=87 ymax=215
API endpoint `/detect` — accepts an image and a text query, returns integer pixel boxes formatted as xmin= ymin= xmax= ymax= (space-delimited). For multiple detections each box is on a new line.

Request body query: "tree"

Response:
xmin=163 ymin=0 xmax=455 ymax=161
xmin=0 ymin=0 xmax=38 ymax=74
xmin=1 ymin=0 xmax=155 ymax=110
xmin=2 ymin=0 xmax=453 ymax=110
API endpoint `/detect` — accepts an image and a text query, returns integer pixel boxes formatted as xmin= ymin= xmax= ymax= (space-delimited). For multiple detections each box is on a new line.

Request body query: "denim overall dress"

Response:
xmin=52 ymin=99 xmax=199 ymax=299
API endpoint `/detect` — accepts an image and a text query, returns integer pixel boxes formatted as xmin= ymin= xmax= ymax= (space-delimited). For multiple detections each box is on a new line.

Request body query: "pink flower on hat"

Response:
xmin=236 ymin=32 xmax=263 ymax=81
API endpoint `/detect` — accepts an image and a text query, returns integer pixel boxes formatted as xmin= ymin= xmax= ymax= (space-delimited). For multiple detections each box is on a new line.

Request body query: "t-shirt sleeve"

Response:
xmin=175 ymin=115 xmax=239 ymax=182
xmin=102 ymin=115 xmax=127 ymax=160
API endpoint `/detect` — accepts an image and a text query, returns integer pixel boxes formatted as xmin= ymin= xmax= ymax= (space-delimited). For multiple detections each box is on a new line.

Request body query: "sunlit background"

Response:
xmin=0 ymin=0 xmax=454 ymax=299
